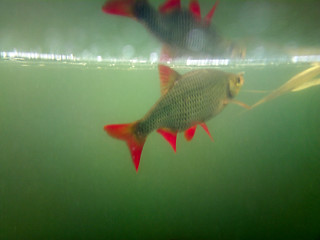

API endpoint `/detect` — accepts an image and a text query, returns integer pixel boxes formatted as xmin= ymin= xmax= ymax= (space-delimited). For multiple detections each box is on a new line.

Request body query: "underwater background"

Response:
xmin=1 ymin=0 xmax=320 ymax=239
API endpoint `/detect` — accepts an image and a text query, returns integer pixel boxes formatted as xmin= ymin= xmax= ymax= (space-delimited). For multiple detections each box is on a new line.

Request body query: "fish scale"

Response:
xmin=138 ymin=70 xmax=229 ymax=135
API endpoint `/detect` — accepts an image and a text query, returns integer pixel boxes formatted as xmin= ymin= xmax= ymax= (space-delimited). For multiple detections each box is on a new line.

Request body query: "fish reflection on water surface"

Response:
xmin=102 ymin=0 xmax=246 ymax=59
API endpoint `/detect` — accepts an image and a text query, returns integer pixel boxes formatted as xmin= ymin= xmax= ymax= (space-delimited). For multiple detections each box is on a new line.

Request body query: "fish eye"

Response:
xmin=236 ymin=77 xmax=241 ymax=84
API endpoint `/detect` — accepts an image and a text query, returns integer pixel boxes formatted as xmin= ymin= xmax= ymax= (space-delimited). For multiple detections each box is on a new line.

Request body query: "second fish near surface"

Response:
xmin=102 ymin=0 xmax=245 ymax=59
xmin=104 ymin=65 xmax=249 ymax=172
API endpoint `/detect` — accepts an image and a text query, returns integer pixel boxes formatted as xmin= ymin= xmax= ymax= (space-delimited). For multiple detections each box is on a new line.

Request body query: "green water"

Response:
xmin=1 ymin=0 xmax=320 ymax=239
xmin=1 ymin=61 xmax=319 ymax=239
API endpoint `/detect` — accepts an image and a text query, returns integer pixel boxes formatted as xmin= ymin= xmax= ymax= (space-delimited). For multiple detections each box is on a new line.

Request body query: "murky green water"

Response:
xmin=1 ymin=0 xmax=320 ymax=239
xmin=1 ymin=61 xmax=319 ymax=239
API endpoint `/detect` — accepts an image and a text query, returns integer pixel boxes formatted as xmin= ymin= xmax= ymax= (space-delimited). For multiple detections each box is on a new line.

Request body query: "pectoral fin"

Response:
xmin=225 ymin=99 xmax=252 ymax=110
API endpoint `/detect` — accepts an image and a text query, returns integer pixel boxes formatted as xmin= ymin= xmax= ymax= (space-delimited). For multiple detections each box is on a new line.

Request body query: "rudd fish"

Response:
xmin=102 ymin=0 xmax=245 ymax=59
xmin=104 ymin=65 xmax=249 ymax=171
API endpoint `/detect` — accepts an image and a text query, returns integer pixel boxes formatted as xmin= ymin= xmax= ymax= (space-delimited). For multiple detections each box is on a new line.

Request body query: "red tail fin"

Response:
xmin=102 ymin=0 xmax=137 ymax=18
xmin=104 ymin=122 xmax=146 ymax=172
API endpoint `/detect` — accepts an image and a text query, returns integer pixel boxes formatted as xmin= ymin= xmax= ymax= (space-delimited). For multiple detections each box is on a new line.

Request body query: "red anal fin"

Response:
xmin=102 ymin=0 xmax=136 ymax=18
xmin=104 ymin=122 xmax=146 ymax=172
xmin=159 ymin=0 xmax=181 ymax=14
xmin=184 ymin=125 xmax=197 ymax=141
xmin=200 ymin=123 xmax=214 ymax=141
xmin=157 ymin=128 xmax=177 ymax=152
xmin=204 ymin=0 xmax=219 ymax=25
xmin=189 ymin=0 xmax=201 ymax=21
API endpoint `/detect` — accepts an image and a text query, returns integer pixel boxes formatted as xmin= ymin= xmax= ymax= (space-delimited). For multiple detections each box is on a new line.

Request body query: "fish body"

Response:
xmin=102 ymin=0 xmax=245 ymax=59
xmin=137 ymin=69 xmax=239 ymax=135
xmin=105 ymin=65 xmax=245 ymax=171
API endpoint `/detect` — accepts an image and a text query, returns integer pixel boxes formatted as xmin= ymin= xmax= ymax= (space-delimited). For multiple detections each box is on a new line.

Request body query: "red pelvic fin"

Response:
xmin=104 ymin=122 xmax=146 ymax=172
xmin=184 ymin=125 xmax=197 ymax=141
xmin=157 ymin=128 xmax=177 ymax=152
xmin=189 ymin=0 xmax=201 ymax=21
xmin=102 ymin=0 xmax=137 ymax=18
xmin=200 ymin=123 xmax=214 ymax=141
xmin=159 ymin=0 xmax=181 ymax=14
xmin=158 ymin=64 xmax=181 ymax=95
xmin=204 ymin=0 xmax=219 ymax=25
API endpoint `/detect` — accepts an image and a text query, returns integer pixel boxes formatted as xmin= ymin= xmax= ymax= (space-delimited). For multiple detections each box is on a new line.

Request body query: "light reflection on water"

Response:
xmin=1 ymin=50 xmax=320 ymax=70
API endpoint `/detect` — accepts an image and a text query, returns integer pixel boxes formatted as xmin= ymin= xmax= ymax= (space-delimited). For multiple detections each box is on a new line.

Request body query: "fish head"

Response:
xmin=228 ymin=72 xmax=245 ymax=97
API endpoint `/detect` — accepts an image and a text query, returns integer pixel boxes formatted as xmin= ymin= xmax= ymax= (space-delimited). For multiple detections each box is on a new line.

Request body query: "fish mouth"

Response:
xmin=239 ymin=75 xmax=244 ymax=85
xmin=228 ymin=74 xmax=245 ymax=98
xmin=237 ymin=72 xmax=245 ymax=86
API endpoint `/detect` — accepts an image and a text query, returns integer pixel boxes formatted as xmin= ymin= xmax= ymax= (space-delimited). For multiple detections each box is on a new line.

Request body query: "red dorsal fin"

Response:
xmin=159 ymin=0 xmax=181 ymax=14
xmin=200 ymin=123 xmax=214 ymax=141
xmin=204 ymin=0 xmax=219 ymax=25
xmin=157 ymin=128 xmax=177 ymax=152
xmin=102 ymin=0 xmax=137 ymax=18
xmin=189 ymin=0 xmax=201 ymax=21
xmin=104 ymin=122 xmax=146 ymax=172
xmin=184 ymin=125 xmax=197 ymax=141
xmin=158 ymin=64 xmax=181 ymax=95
